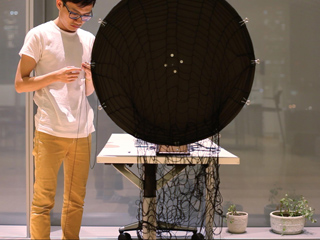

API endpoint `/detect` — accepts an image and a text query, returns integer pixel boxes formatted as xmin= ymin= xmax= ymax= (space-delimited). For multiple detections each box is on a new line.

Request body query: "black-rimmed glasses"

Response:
xmin=63 ymin=1 xmax=93 ymax=22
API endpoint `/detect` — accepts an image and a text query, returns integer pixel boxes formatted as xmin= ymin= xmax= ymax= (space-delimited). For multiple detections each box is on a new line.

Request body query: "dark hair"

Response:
xmin=63 ymin=0 xmax=96 ymax=7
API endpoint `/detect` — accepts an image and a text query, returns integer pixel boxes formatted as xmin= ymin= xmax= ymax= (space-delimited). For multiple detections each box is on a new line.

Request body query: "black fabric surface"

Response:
xmin=91 ymin=0 xmax=256 ymax=145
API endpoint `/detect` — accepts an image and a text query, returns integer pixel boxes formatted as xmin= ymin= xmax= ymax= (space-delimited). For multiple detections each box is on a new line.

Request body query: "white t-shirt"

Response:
xmin=19 ymin=21 xmax=95 ymax=138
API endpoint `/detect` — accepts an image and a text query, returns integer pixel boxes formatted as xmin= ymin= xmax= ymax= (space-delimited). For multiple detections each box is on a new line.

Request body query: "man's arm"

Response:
xmin=15 ymin=54 xmax=82 ymax=93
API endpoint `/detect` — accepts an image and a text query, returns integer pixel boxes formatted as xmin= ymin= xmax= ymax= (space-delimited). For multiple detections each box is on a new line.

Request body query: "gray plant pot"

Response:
xmin=226 ymin=211 xmax=248 ymax=234
xmin=270 ymin=211 xmax=306 ymax=235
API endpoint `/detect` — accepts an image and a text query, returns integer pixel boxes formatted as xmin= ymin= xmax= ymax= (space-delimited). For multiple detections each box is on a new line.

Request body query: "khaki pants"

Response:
xmin=31 ymin=131 xmax=91 ymax=240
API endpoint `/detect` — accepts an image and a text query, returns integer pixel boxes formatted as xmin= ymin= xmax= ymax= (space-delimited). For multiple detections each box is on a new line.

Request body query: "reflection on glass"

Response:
xmin=0 ymin=0 xmax=26 ymax=228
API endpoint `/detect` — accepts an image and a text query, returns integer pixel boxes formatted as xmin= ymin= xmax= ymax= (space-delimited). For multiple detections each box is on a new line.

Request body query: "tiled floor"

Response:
xmin=1 ymin=226 xmax=320 ymax=239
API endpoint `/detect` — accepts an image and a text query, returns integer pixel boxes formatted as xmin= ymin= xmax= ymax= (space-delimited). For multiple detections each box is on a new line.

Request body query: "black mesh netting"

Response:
xmin=132 ymin=136 xmax=224 ymax=239
xmin=91 ymin=0 xmax=255 ymax=238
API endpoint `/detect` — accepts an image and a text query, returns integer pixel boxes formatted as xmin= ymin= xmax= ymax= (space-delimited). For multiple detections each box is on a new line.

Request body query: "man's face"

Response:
xmin=57 ymin=0 xmax=93 ymax=32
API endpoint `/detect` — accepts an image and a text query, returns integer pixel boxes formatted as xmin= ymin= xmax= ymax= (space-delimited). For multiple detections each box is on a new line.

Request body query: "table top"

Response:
xmin=97 ymin=133 xmax=239 ymax=165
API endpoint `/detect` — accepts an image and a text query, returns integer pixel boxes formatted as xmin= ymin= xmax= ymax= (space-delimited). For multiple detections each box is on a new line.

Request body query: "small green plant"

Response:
xmin=228 ymin=204 xmax=237 ymax=215
xmin=226 ymin=204 xmax=237 ymax=224
xmin=227 ymin=204 xmax=246 ymax=219
xmin=278 ymin=194 xmax=317 ymax=223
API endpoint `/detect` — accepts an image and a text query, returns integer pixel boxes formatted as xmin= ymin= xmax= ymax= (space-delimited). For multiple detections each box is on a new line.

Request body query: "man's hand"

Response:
xmin=81 ymin=62 xmax=92 ymax=81
xmin=54 ymin=66 xmax=82 ymax=83
xmin=81 ymin=62 xmax=94 ymax=96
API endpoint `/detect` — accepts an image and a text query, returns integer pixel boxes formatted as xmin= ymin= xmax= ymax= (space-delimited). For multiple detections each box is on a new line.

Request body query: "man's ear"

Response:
xmin=56 ymin=0 xmax=63 ymax=9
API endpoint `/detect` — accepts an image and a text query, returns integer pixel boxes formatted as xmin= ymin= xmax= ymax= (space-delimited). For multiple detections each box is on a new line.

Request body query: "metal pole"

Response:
xmin=25 ymin=0 xmax=34 ymax=237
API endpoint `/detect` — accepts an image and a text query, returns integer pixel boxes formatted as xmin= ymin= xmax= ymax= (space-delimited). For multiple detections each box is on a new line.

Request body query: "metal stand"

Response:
xmin=114 ymin=164 xmax=199 ymax=239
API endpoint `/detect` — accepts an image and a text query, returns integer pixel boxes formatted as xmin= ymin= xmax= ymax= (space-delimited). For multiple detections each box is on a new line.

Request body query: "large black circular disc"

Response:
xmin=91 ymin=0 xmax=256 ymax=146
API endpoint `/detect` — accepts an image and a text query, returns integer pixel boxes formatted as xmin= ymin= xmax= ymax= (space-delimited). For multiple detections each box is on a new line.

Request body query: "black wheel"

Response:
xmin=118 ymin=232 xmax=132 ymax=240
xmin=191 ymin=233 xmax=205 ymax=240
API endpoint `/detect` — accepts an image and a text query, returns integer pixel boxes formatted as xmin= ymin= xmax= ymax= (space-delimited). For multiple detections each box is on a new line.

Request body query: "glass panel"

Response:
xmin=81 ymin=0 xmax=134 ymax=226
xmin=0 ymin=0 xmax=26 ymax=228
xmin=43 ymin=0 xmax=320 ymax=229
xmin=221 ymin=0 xmax=320 ymax=227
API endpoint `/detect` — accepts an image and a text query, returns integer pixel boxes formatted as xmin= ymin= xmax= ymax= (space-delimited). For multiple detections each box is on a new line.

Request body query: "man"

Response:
xmin=15 ymin=0 xmax=96 ymax=239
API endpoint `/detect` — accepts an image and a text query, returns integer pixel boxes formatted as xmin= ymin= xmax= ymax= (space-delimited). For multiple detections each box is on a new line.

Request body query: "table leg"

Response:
xmin=143 ymin=164 xmax=157 ymax=239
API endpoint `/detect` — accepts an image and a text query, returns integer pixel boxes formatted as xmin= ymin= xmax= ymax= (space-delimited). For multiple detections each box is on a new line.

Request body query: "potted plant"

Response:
xmin=270 ymin=193 xmax=317 ymax=235
xmin=226 ymin=204 xmax=248 ymax=233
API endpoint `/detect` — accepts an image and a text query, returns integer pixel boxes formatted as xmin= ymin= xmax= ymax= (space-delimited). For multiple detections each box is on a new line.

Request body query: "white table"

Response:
xmin=97 ymin=133 xmax=239 ymax=239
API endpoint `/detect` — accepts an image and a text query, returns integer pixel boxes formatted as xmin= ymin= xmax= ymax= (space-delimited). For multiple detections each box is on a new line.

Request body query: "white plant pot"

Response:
xmin=226 ymin=211 xmax=248 ymax=233
xmin=270 ymin=211 xmax=306 ymax=235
